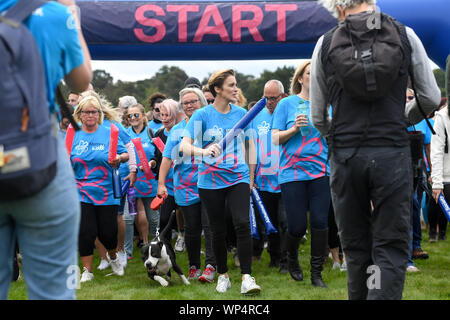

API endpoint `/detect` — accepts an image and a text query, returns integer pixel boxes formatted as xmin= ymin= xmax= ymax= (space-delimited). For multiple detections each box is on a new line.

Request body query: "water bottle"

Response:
xmin=296 ymin=100 xmax=310 ymax=136
xmin=127 ymin=187 xmax=137 ymax=216
xmin=112 ymin=168 xmax=122 ymax=199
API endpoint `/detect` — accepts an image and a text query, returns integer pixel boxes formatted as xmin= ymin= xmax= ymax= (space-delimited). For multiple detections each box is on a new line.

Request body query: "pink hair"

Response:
xmin=160 ymin=99 xmax=179 ymax=129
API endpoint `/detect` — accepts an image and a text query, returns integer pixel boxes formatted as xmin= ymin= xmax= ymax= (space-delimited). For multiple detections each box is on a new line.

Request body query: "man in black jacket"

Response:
xmin=310 ymin=0 xmax=441 ymax=300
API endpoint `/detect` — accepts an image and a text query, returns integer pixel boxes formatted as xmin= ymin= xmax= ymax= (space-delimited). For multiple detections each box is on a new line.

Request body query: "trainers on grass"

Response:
xmin=216 ymin=275 xmax=231 ymax=293
xmin=199 ymin=264 xmax=216 ymax=283
xmin=110 ymin=256 xmax=124 ymax=276
xmin=188 ymin=266 xmax=202 ymax=280
xmin=241 ymin=274 xmax=261 ymax=295
xmin=80 ymin=267 xmax=94 ymax=283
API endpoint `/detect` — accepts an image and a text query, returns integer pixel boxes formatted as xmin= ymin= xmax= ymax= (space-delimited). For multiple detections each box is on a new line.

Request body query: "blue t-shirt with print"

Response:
xmin=127 ymin=126 xmax=158 ymax=198
xmin=160 ymin=129 xmax=174 ymax=196
xmin=251 ymin=108 xmax=281 ymax=193
xmin=182 ymin=104 xmax=251 ymax=189
xmin=163 ymin=119 xmax=200 ymax=206
xmin=69 ymin=125 xmax=127 ymax=206
xmin=148 ymin=120 xmax=163 ymax=133
xmin=0 ymin=1 xmax=84 ymax=114
xmin=272 ymin=95 xmax=329 ymax=184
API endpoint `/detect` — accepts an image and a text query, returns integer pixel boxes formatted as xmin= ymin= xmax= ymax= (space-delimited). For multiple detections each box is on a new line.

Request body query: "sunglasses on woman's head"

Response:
xmin=127 ymin=113 xmax=141 ymax=119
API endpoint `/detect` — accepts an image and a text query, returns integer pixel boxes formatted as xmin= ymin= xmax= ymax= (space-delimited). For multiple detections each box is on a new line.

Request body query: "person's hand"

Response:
xmin=157 ymin=184 xmax=168 ymax=197
xmin=149 ymin=160 xmax=157 ymax=169
xmin=203 ymin=143 xmax=222 ymax=158
xmin=432 ymin=188 xmax=443 ymax=204
xmin=294 ymin=114 xmax=308 ymax=131
xmin=108 ymin=155 xmax=121 ymax=169
xmin=124 ymin=171 xmax=137 ymax=187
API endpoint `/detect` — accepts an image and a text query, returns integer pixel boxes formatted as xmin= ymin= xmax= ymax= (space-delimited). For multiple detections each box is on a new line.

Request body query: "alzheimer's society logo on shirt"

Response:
xmin=258 ymin=121 xmax=271 ymax=135
xmin=205 ymin=125 xmax=224 ymax=142
xmin=75 ymin=140 xmax=89 ymax=156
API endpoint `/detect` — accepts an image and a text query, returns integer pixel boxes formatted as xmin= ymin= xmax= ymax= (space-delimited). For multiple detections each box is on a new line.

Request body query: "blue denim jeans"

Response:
xmin=0 ymin=133 xmax=80 ymax=299
xmin=412 ymin=194 xmax=422 ymax=250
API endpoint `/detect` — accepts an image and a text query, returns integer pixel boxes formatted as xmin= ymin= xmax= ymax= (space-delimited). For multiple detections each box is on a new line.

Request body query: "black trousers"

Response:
xmin=199 ymin=183 xmax=252 ymax=275
xmin=159 ymin=195 xmax=178 ymax=242
xmin=179 ymin=202 xmax=216 ymax=268
xmin=330 ymin=146 xmax=412 ymax=300
xmin=79 ymin=203 xmax=118 ymax=257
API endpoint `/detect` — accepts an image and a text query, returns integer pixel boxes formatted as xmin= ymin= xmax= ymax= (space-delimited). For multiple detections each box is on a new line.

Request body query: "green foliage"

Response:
xmin=84 ymin=65 xmax=296 ymax=112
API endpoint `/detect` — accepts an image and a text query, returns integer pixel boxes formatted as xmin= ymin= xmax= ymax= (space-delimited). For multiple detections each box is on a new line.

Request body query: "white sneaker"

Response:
xmin=110 ymin=256 xmax=124 ymax=276
xmin=340 ymin=261 xmax=347 ymax=272
xmin=216 ymin=275 xmax=231 ymax=293
xmin=175 ymin=235 xmax=185 ymax=253
xmin=406 ymin=265 xmax=420 ymax=272
xmin=80 ymin=267 xmax=94 ymax=283
xmin=97 ymin=258 xmax=110 ymax=270
xmin=117 ymin=250 xmax=127 ymax=269
xmin=332 ymin=261 xmax=341 ymax=270
xmin=240 ymin=274 xmax=261 ymax=295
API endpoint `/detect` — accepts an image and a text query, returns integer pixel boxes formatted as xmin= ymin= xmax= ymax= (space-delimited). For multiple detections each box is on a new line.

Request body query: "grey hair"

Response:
xmin=318 ymin=0 xmax=376 ymax=18
xmin=264 ymin=80 xmax=285 ymax=95
xmin=178 ymin=87 xmax=208 ymax=111
xmin=118 ymin=96 xmax=138 ymax=109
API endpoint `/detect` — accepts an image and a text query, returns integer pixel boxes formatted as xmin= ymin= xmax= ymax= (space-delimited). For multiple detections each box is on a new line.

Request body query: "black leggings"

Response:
xmin=159 ymin=195 xmax=178 ymax=242
xmin=180 ymin=202 xmax=215 ymax=268
xmin=199 ymin=183 xmax=252 ymax=275
xmin=428 ymin=184 xmax=450 ymax=236
xmin=79 ymin=203 xmax=118 ymax=257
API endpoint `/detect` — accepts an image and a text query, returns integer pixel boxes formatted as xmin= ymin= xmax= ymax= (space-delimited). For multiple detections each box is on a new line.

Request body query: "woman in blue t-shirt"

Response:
xmin=69 ymin=96 xmax=129 ymax=282
xmin=180 ymin=69 xmax=261 ymax=295
xmin=126 ymin=103 xmax=159 ymax=245
xmin=157 ymin=87 xmax=216 ymax=283
xmin=272 ymin=61 xmax=331 ymax=288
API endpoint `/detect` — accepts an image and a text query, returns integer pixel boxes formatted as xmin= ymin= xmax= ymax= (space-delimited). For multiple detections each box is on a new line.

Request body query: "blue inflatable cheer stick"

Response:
xmin=121 ymin=179 xmax=130 ymax=198
xmin=438 ymin=194 xmax=450 ymax=222
xmin=251 ymin=188 xmax=277 ymax=234
xmin=216 ymin=98 xmax=267 ymax=153
xmin=249 ymin=197 xmax=259 ymax=239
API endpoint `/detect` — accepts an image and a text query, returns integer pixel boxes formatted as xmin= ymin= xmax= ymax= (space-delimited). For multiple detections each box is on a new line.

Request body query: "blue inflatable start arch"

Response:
xmin=77 ymin=0 xmax=449 ymax=69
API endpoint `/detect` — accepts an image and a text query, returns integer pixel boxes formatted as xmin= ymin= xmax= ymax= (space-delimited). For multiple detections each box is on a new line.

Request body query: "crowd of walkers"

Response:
xmin=1 ymin=0 xmax=448 ymax=300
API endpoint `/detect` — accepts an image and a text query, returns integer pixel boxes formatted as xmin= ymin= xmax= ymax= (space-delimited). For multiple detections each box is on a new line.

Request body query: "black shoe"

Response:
xmin=311 ymin=277 xmax=327 ymax=288
xmin=438 ymin=234 xmax=447 ymax=241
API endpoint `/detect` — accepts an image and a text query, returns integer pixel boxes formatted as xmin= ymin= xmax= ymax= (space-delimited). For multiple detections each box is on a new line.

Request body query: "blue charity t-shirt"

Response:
xmin=163 ymin=119 xmax=200 ymax=206
xmin=160 ymin=129 xmax=175 ymax=196
xmin=127 ymin=126 xmax=158 ymax=198
xmin=272 ymin=95 xmax=330 ymax=184
xmin=148 ymin=120 xmax=164 ymax=132
xmin=0 ymin=1 xmax=84 ymax=114
xmin=251 ymin=108 xmax=281 ymax=193
xmin=182 ymin=104 xmax=251 ymax=189
xmin=69 ymin=125 xmax=127 ymax=206
xmin=408 ymin=118 xmax=433 ymax=171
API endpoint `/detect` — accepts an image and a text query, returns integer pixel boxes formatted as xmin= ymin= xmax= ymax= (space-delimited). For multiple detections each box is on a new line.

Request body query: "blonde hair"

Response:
xmin=235 ymin=88 xmax=247 ymax=107
xmin=80 ymin=90 xmax=120 ymax=123
xmin=74 ymin=96 xmax=104 ymax=124
xmin=290 ymin=61 xmax=311 ymax=95
xmin=160 ymin=99 xmax=179 ymax=129
xmin=127 ymin=103 xmax=149 ymax=127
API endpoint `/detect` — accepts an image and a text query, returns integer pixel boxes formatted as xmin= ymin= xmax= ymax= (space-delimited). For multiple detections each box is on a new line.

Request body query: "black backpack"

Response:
xmin=0 ymin=0 xmax=57 ymax=200
xmin=324 ymin=11 xmax=405 ymax=102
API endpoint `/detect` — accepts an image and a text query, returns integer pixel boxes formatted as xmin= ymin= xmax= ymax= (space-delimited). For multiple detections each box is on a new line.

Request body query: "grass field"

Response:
xmin=7 ymin=227 xmax=450 ymax=300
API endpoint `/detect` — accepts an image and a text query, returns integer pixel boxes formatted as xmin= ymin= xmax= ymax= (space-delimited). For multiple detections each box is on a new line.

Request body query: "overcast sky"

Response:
xmin=91 ymin=59 xmax=309 ymax=83
xmin=92 ymin=58 xmax=440 ymax=84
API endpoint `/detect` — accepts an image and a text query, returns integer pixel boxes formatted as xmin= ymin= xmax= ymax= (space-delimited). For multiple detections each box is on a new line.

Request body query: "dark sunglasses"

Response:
xmin=207 ymin=99 xmax=215 ymax=104
xmin=127 ymin=113 xmax=141 ymax=119
xmin=406 ymin=96 xmax=414 ymax=101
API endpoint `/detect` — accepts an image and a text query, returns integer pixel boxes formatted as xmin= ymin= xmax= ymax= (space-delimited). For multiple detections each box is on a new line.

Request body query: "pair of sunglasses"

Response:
xmin=127 ymin=113 xmax=141 ymax=119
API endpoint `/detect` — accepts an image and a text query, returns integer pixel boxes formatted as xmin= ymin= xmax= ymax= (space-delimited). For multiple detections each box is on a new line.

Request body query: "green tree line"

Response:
xmin=64 ymin=65 xmax=446 ymax=111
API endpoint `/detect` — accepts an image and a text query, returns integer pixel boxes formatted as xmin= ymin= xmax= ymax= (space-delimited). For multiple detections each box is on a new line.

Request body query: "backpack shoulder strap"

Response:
xmin=320 ymin=26 xmax=338 ymax=69
xmin=5 ymin=0 xmax=46 ymax=23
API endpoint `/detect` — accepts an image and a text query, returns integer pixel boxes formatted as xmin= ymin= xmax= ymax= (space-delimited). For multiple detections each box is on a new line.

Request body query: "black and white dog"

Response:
xmin=141 ymin=211 xmax=190 ymax=287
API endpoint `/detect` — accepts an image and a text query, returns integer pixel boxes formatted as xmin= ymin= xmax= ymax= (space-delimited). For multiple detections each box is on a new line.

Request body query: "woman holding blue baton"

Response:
xmin=180 ymin=69 xmax=261 ymax=295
